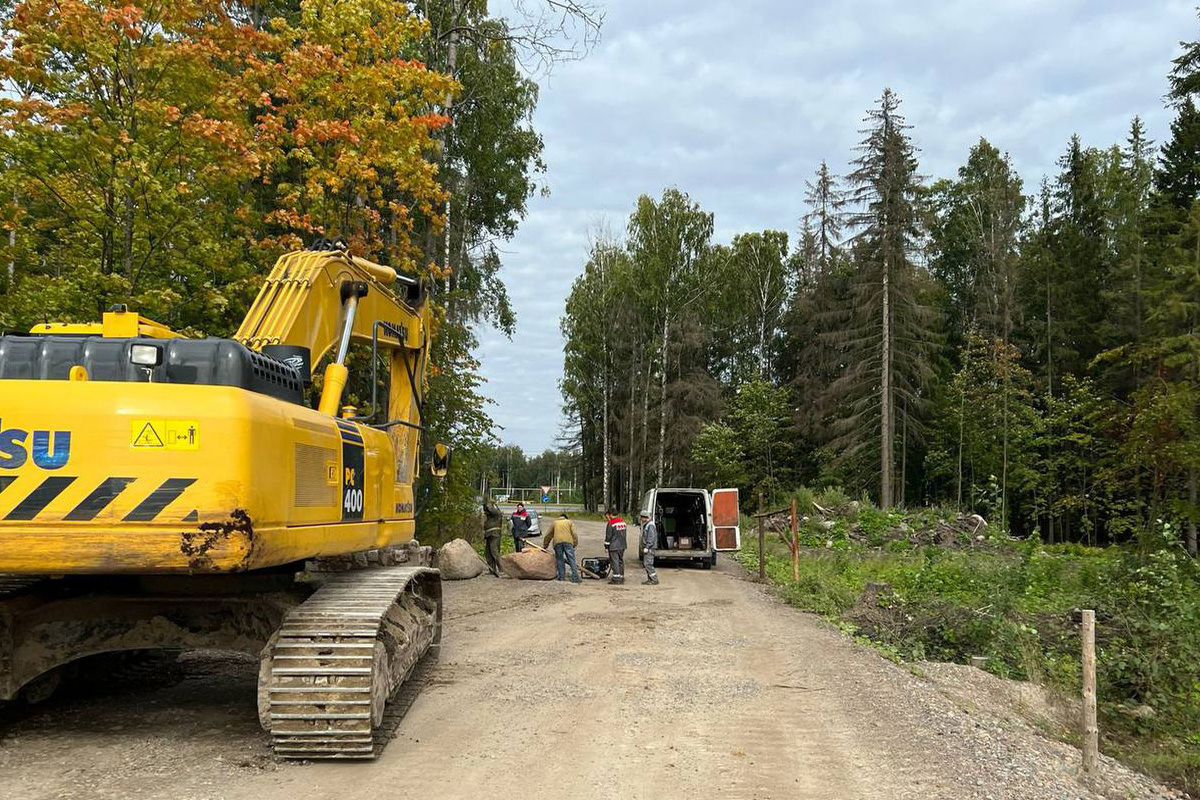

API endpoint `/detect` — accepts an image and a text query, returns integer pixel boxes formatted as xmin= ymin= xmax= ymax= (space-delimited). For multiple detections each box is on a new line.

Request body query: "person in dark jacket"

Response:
xmin=510 ymin=503 xmax=531 ymax=552
xmin=639 ymin=511 xmax=659 ymax=585
xmin=482 ymin=497 xmax=504 ymax=576
xmin=603 ymin=511 xmax=627 ymax=585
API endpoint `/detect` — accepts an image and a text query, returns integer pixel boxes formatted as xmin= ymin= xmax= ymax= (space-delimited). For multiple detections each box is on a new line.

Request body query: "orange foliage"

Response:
xmin=0 ymin=0 xmax=456 ymax=290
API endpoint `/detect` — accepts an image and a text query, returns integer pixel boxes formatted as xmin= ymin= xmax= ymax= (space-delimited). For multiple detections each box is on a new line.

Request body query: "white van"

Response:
xmin=637 ymin=487 xmax=741 ymax=569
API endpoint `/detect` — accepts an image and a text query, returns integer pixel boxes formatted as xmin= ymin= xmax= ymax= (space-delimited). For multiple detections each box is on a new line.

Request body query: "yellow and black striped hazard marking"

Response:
xmin=123 ymin=478 xmax=196 ymax=521
xmin=0 ymin=476 xmax=196 ymax=522
xmin=334 ymin=418 xmax=363 ymax=444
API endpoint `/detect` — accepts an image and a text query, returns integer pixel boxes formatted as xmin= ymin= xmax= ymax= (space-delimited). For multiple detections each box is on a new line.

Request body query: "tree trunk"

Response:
xmin=956 ymin=362 xmax=965 ymax=508
xmin=880 ymin=265 xmax=893 ymax=508
xmin=602 ymin=334 xmax=610 ymax=513
xmin=1134 ymin=236 xmax=1143 ymax=347
xmin=999 ymin=346 xmax=1009 ymax=533
xmin=7 ymin=191 xmax=14 ymax=286
xmin=440 ymin=26 xmax=458 ymax=296
xmin=1190 ymin=467 xmax=1198 ymax=558
xmin=122 ymin=193 xmax=135 ymax=284
xmin=627 ymin=346 xmax=637 ymax=513
xmin=638 ymin=350 xmax=650 ymax=500
xmin=1045 ymin=258 xmax=1054 ymax=545
xmin=758 ymin=294 xmax=769 ymax=379
xmin=656 ymin=313 xmax=668 ymax=487
xmin=102 ymin=160 xmax=116 ymax=275
xmin=121 ymin=68 xmax=137 ymax=286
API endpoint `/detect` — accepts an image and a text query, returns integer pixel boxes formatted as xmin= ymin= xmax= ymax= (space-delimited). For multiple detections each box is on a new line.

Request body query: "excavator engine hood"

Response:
xmin=0 ymin=334 xmax=306 ymax=405
xmin=0 ymin=377 xmax=413 ymax=575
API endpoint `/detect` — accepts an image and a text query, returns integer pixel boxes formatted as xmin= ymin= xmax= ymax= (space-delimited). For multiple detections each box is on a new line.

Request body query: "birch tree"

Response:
xmin=626 ymin=189 xmax=714 ymax=486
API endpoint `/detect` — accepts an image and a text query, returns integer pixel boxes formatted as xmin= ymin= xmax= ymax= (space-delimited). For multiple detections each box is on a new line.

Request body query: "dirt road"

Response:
xmin=0 ymin=520 xmax=1174 ymax=800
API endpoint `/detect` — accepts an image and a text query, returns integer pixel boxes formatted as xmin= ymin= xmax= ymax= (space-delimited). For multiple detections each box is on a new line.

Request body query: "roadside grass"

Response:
xmin=737 ymin=494 xmax=1200 ymax=794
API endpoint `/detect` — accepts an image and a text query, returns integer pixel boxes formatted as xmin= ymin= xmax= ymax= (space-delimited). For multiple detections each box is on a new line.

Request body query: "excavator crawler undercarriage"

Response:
xmin=0 ymin=548 xmax=442 ymax=759
xmin=259 ymin=565 xmax=441 ymax=759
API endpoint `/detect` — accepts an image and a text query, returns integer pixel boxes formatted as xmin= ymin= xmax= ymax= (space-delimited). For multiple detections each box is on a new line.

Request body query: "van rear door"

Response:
xmin=710 ymin=488 xmax=740 ymax=551
xmin=640 ymin=490 xmax=655 ymax=520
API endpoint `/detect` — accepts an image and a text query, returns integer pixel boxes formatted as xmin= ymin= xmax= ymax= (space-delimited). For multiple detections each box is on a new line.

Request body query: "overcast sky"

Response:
xmin=477 ymin=0 xmax=1196 ymax=454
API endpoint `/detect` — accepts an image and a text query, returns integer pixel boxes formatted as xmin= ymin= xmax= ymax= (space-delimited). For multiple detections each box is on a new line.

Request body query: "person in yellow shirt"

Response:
xmin=542 ymin=512 xmax=580 ymax=583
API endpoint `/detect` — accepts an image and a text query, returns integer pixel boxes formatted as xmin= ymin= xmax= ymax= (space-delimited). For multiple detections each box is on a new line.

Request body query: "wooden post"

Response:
xmin=790 ymin=497 xmax=799 ymax=582
xmin=757 ymin=493 xmax=765 ymax=581
xmin=1082 ymin=609 xmax=1098 ymax=774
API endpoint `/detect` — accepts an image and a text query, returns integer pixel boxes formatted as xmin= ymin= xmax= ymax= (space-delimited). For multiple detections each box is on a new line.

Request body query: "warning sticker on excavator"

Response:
xmin=131 ymin=420 xmax=200 ymax=450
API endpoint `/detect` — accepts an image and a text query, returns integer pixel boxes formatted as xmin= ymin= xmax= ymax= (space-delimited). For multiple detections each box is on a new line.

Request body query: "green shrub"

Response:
xmin=857 ymin=506 xmax=894 ymax=547
xmin=815 ymin=485 xmax=851 ymax=511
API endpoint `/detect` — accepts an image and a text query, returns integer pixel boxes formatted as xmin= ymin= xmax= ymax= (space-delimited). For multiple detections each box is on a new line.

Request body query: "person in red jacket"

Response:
xmin=603 ymin=510 xmax=627 ymax=585
xmin=510 ymin=502 xmax=531 ymax=552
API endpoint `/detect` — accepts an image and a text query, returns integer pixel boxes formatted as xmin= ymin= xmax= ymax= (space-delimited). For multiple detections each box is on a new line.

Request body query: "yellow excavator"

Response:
xmin=0 ymin=240 xmax=448 ymax=758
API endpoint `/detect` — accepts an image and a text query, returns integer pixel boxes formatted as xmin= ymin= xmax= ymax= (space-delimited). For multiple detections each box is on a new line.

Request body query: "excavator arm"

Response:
xmin=234 ymin=246 xmax=431 ymax=423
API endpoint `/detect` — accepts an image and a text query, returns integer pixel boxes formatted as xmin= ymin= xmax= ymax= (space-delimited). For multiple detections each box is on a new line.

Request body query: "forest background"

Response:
xmin=559 ymin=18 xmax=1200 ymax=555
xmin=552 ymin=18 xmax=1200 ymax=787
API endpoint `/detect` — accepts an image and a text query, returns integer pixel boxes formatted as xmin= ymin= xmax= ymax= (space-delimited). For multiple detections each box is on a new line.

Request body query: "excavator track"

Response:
xmin=258 ymin=565 xmax=441 ymax=759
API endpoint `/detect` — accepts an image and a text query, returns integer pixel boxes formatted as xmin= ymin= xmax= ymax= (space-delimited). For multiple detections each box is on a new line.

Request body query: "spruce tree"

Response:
xmin=1155 ymin=98 xmax=1200 ymax=211
xmin=1168 ymin=10 xmax=1200 ymax=102
xmin=803 ymin=160 xmax=847 ymax=276
xmin=1049 ymin=135 xmax=1112 ymax=376
xmin=1118 ymin=118 xmax=1155 ymax=345
xmin=824 ymin=89 xmax=939 ymax=507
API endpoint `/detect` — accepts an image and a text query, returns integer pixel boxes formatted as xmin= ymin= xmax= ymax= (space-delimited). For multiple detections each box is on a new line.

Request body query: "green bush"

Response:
xmin=814 ymin=485 xmax=851 ymax=511
xmin=857 ymin=505 xmax=895 ymax=547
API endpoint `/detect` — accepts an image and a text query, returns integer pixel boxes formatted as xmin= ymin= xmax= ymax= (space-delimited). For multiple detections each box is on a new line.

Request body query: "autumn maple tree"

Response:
xmin=0 ymin=0 xmax=455 ymax=333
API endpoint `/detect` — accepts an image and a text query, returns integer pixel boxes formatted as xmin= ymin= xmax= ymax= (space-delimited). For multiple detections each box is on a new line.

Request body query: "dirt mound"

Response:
xmin=917 ymin=661 xmax=1075 ymax=737
xmin=767 ymin=500 xmax=997 ymax=549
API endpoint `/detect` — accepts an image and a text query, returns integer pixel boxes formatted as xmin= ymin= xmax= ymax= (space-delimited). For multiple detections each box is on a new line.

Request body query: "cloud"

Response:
xmin=479 ymin=0 xmax=1196 ymax=452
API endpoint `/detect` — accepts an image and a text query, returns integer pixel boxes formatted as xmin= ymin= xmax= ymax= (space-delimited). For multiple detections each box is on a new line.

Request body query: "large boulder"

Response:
xmin=500 ymin=549 xmax=557 ymax=580
xmin=437 ymin=538 xmax=486 ymax=580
